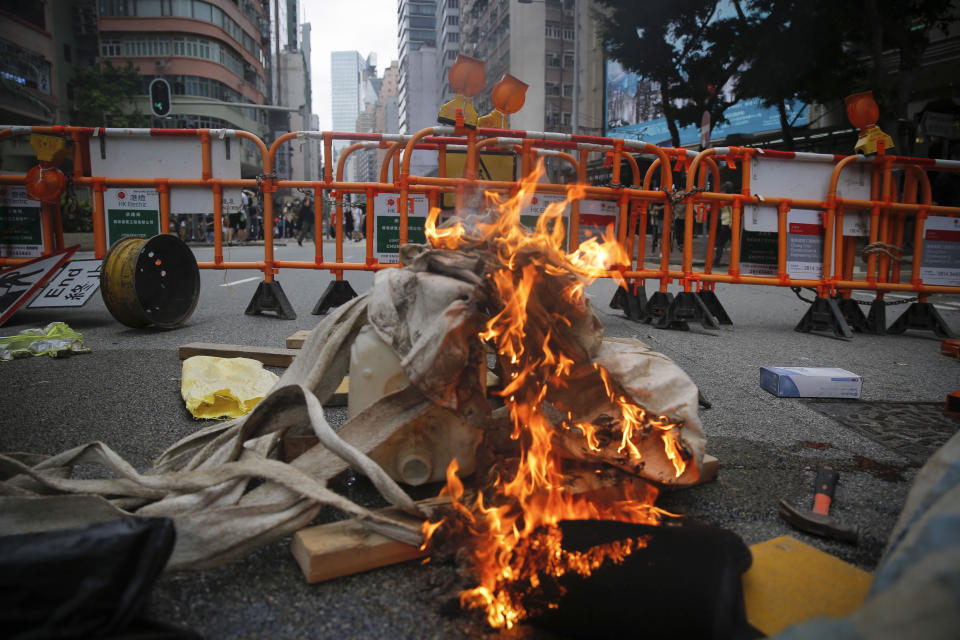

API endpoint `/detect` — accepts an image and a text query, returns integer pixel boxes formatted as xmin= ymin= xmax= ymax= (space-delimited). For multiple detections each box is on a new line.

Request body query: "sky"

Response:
xmin=301 ymin=1 xmax=399 ymax=131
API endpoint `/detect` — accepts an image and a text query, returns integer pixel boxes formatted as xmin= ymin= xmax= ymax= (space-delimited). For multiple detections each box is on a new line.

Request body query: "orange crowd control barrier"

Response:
xmin=1 ymin=124 xmax=958 ymax=338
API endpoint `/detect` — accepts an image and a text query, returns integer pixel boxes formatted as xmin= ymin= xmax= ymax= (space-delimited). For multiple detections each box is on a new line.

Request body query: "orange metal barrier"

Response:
xmin=1 ymin=124 xmax=958 ymax=337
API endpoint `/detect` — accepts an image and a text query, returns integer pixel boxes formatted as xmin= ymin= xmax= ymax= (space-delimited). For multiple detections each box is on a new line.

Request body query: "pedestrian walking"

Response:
xmin=714 ymin=181 xmax=734 ymax=265
xmin=352 ymin=205 xmax=363 ymax=242
xmin=297 ymin=196 xmax=314 ymax=246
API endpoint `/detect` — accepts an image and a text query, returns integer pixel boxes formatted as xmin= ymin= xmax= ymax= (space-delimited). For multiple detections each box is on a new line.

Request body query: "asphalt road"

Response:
xmin=2 ymin=238 xmax=959 ymax=639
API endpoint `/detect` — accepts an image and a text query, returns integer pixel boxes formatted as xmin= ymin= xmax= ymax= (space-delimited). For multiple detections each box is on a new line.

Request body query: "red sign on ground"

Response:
xmin=0 ymin=246 xmax=79 ymax=326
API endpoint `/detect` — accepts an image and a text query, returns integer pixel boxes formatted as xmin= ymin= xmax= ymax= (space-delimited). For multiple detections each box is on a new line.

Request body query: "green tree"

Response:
xmin=860 ymin=0 xmax=958 ymax=148
xmin=731 ymin=0 xmax=863 ymax=149
xmin=594 ymin=0 xmax=745 ymax=147
xmin=70 ymin=61 xmax=149 ymax=127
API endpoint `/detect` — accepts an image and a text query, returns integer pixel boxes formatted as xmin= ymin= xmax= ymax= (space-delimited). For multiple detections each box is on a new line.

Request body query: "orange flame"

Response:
xmin=420 ymin=161 xmax=687 ymax=629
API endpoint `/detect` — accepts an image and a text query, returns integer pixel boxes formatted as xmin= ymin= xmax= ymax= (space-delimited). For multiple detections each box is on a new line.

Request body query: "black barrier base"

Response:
xmin=866 ymin=299 xmax=888 ymax=335
xmin=660 ymin=291 xmax=720 ymax=331
xmin=609 ymin=283 xmax=646 ymax=322
xmin=643 ymin=291 xmax=674 ymax=326
xmin=245 ymin=280 xmax=297 ymax=320
xmin=312 ymin=280 xmax=358 ymax=316
xmin=697 ymin=290 xmax=732 ymax=325
xmin=835 ymin=297 xmax=871 ymax=333
xmin=887 ymin=302 xmax=956 ymax=338
xmin=794 ymin=296 xmax=853 ymax=339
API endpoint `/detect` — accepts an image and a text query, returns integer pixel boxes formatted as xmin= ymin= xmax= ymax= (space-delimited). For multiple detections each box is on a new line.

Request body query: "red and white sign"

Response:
xmin=920 ymin=216 xmax=960 ymax=286
xmin=0 ymin=246 xmax=79 ymax=326
xmin=785 ymin=210 xmax=824 ymax=279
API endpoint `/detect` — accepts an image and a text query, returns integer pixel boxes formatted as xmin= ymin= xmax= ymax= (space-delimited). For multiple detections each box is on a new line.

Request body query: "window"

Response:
xmin=563 ymin=83 xmax=573 ymax=97
xmin=546 ymin=53 xmax=560 ymax=67
xmin=170 ymin=0 xmax=191 ymax=17
xmin=545 ymin=82 xmax=560 ymax=97
xmin=447 ymin=0 xmax=458 ymax=7
xmin=101 ymin=38 xmax=122 ymax=56
xmin=446 ymin=31 xmax=459 ymax=43
xmin=562 ymin=26 xmax=574 ymax=40
xmin=564 ymin=51 xmax=574 ymax=67
xmin=136 ymin=0 xmax=163 ymax=16
xmin=447 ymin=15 xmax=458 ymax=25
xmin=545 ymin=22 xmax=561 ymax=38
xmin=562 ymin=112 xmax=571 ymax=126
xmin=63 ymin=44 xmax=72 ymax=62
xmin=446 ymin=50 xmax=458 ymax=60
xmin=192 ymin=0 xmax=211 ymax=21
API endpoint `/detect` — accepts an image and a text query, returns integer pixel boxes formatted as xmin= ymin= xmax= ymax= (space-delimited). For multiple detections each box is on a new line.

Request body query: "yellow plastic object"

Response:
xmin=742 ymin=535 xmax=872 ymax=636
xmin=438 ymin=94 xmax=479 ymax=128
xmin=180 ymin=355 xmax=279 ymax=419
xmin=29 ymin=134 xmax=70 ymax=164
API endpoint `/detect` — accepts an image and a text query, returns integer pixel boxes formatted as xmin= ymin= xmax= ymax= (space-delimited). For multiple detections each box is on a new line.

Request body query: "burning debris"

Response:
xmin=0 ymin=164 xmax=705 ymax=631
xmin=403 ymin=166 xmax=705 ymax=628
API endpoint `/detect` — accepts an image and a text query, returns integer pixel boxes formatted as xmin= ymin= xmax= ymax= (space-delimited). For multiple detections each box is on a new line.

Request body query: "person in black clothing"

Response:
xmin=297 ymin=197 xmax=314 ymax=246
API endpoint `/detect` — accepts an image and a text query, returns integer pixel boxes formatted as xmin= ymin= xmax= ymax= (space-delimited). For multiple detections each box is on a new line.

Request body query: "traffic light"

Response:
xmin=149 ymin=78 xmax=171 ymax=117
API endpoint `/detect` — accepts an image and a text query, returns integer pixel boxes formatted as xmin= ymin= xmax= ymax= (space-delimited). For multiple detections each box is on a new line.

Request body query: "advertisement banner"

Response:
xmin=373 ymin=194 xmax=429 ymax=263
xmin=920 ymin=216 xmax=960 ymax=286
xmin=0 ymin=182 xmax=43 ymax=258
xmin=104 ymin=189 xmax=160 ymax=248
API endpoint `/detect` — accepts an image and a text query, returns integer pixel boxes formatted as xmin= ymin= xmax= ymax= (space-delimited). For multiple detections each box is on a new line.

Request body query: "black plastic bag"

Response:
xmin=528 ymin=520 xmax=758 ymax=640
xmin=0 ymin=516 xmax=176 ymax=639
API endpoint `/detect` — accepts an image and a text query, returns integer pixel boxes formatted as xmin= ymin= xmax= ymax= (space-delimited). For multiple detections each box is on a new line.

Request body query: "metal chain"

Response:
xmin=662 ymin=185 xmax=706 ymax=208
xmin=791 ymin=286 xmax=917 ymax=306
xmin=255 ymin=172 xmax=277 ymax=193
xmin=861 ymin=241 xmax=903 ymax=263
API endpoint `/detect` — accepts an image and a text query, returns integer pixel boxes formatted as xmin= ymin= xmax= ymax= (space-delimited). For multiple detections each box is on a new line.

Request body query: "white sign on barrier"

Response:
xmin=577 ymin=200 xmax=619 ymax=245
xmin=373 ymin=194 xmax=429 ymax=263
xmin=920 ymin=216 xmax=960 ymax=286
xmin=745 ymin=156 xmax=870 ymax=237
xmin=785 ymin=210 xmax=824 ymax=279
xmin=89 ymin=136 xmax=242 ymax=215
xmin=0 ymin=179 xmax=43 ymax=258
xmin=104 ymin=189 xmax=160 ymax=247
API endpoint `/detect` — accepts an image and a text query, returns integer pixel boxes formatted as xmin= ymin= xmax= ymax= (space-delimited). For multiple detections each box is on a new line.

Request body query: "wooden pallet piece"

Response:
xmin=178 ymin=342 xmax=299 ymax=367
xmin=286 ymin=329 xmax=311 ymax=349
xmin=291 ymin=496 xmax=449 ymax=584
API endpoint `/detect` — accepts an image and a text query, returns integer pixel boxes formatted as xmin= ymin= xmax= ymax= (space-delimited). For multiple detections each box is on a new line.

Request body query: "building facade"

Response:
xmin=397 ymin=0 xmax=437 ymax=135
xmin=436 ymin=0 xmax=460 ymax=104
xmin=458 ymin=0 xmax=603 ymax=137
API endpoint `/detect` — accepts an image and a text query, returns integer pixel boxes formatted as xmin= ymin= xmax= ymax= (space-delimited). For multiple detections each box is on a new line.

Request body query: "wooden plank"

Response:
xmin=291 ymin=497 xmax=449 ymax=584
xmin=290 ymin=454 xmax=719 ymax=584
xmin=743 ymin=535 xmax=871 ymax=636
xmin=178 ymin=343 xmax=299 ymax=368
xmin=699 ymin=453 xmax=719 ymax=484
xmin=286 ymin=329 xmax=311 ymax=349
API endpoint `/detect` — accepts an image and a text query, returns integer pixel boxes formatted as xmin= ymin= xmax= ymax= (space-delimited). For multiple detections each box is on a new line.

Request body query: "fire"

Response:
xmin=422 ymin=162 xmax=688 ymax=628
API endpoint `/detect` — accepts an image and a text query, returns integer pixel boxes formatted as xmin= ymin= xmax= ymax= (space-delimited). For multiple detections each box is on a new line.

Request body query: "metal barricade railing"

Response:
xmin=1 ymin=123 xmax=958 ymax=337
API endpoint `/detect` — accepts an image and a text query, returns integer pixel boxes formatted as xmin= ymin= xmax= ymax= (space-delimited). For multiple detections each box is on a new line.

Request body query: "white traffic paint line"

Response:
xmin=219 ymin=276 xmax=261 ymax=287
